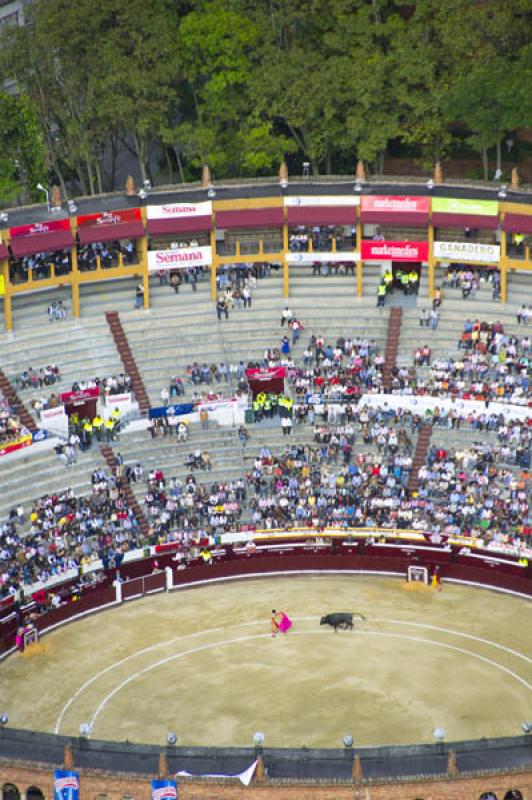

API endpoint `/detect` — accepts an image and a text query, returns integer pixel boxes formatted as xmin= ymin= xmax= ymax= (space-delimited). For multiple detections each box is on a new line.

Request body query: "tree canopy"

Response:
xmin=1 ymin=0 xmax=531 ymax=203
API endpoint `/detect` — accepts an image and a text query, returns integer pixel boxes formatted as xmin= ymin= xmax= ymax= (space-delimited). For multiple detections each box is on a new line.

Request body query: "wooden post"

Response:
xmin=447 ymin=749 xmax=458 ymax=778
xmin=254 ymin=754 xmax=266 ymax=783
xmin=139 ymin=208 xmax=150 ymax=310
xmin=282 ymin=205 xmax=289 ymax=298
xmin=352 ymin=754 xmax=363 ymax=782
xmin=1 ymin=258 xmax=13 ymax=332
xmin=356 ymin=207 xmax=362 ymax=297
xmin=158 ymin=752 xmax=168 ymax=778
xmin=428 ymin=216 xmax=435 ymax=300
xmin=63 ymin=743 xmax=74 ymax=769
xmin=70 ymin=218 xmax=80 ymax=319
xmin=210 ymin=226 xmax=217 ymax=301
xmin=500 ymin=229 xmax=508 ymax=303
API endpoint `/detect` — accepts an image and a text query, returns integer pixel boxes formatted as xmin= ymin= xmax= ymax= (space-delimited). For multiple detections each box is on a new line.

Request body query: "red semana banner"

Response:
xmin=245 ymin=367 xmax=287 ymax=381
xmin=59 ymin=386 xmax=100 ymax=403
xmin=77 ymin=208 xmax=141 ymax=228
xmin=360 ymin=196 xmax=430 ymax=213
xmin=0 ymin=434 xmax=32 ymax=457
xmin=9 ymin=219 xmax=70 ymax=239
xmin=361 ymin=240 xmax=429 ymax=262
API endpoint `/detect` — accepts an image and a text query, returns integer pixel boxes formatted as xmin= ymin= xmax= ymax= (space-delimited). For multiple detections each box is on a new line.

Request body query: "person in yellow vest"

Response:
xmin=409 ymin=270 xmax=419 ymax=295
xmin=400 ymin=271 xmax=409 ymax=295
xmin=104 ymin=417 xmax=115 ymax=442
xmin=383 ymin=270 xmax=393 ymax=294
xmin=82 ymin=419 xmax=93 ymax=449
xmin=377 ymin=282 xmax=386 ymax=308
xmin=92 ymin=415 xmax=104 ymax=441
xmin=252 ymin=396 xmax=261 ymax=421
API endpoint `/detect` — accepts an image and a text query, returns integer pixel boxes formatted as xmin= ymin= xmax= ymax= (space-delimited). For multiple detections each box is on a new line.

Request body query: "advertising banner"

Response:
xmin=361 ymin=196 xmax=430 ymax=213
xmin=433 ymin=241 xmax=501 ymax=264
xmin=284 ymin=195 xmax=360 ymax=206
xmin=40 ymin=405 xmax=69 ymax=436
xmin=59 ymin=386 xmax=100 ymax=404
xmin=286 ymin=251 xmax=359 ymax=264
xmin=77 ymin=208 xmax=141 ymax=228
xmin=431 ymin=197 xmax=498 ymax=216
xmin=149 ymin=403 xmax=194 ymax=420
xmin=151 ymin=780 xmax=177 ymax=800
xmin=9 ymin=219 xmax=70 ymax=239
xmin=148 ymin=246 xmax=212 ymax=270
xmin=147 ymin=201 xmax=212 ymax=219
xmin=360 ymin=241 xmax=429 ymax=262
xmin=53 ymin=770 xmax=80 ymax=800
xmin=0 ymin=433 xmax=32 ymax=457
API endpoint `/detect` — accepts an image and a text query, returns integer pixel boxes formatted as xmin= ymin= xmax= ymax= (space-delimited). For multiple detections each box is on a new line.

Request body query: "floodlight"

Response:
xmin=354 ymin=180 xmax=362 ymax=192
xmin=67 ymin=200 xmax=77 ymax=214
xmin=0 ymin=212 xmax=8 ymax=224
xmin=433 ymin=727 xmax=445 ymax=742
xmin=0 ymin=714 xmax=8 ymax=727
xmin=522 ymin=721 xmax=532 ymax=734
xmin=167 ymin=732 xmax=177 ymax=745
xmin=79 ymin=722 xmax=91 ymax=737
xmin=427 ymin=178 xmax=434 ymax=190
xmin=280 ymin=179 xmax=288 ymax=190
xmin=138 ymin=189 xmax=148 ymax=200
xmin=343 ymin=734 xmax=353 ymax=747
xmin=253 ymin=731 xmax=265 ymax=745
xmin=207 ymin=187 xmax=216 ymax=199
xmin=498 ymin=184 xmax=508 ymax=199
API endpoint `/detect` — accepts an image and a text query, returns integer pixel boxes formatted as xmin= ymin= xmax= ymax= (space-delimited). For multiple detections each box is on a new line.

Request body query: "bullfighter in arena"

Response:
xmin=271 ymin=609 xmax=292 ymax=637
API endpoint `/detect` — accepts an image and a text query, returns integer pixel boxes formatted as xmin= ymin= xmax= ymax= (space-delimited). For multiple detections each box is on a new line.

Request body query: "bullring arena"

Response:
xmin=0 ymin=173 xmax=531 ymax=800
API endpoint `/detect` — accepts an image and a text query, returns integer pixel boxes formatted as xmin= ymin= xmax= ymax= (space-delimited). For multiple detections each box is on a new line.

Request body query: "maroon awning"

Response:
xmin=9 ymin=230 xmax=74 ymax=258
xmin=147 ymin=216 xmax=212 ymax=236
xmin=0 ymin=244 xmax=8 ymax=260
xmin=215 ymin=208 xmax=284 ymax=229
xmin=287 ymin=207 xmax=356 ymax=226
xmin=360 ymin=210 xmax=429 ymax=226
xmin=502 ymin=213 xmax=532 ymax=234
xmin=78 ymin=221 xmax=145 ymax=245
xmin=432 ymin=213 xmax=499 ymax=231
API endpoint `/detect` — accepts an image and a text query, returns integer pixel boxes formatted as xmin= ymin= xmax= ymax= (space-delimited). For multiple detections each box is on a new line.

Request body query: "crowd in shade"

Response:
xmin=142 ymin=471 xmax=247 ymax=542
xmin=9 ymin=251 xmax=72 ymax=284
xmin=14 ymin=365 xmax=61 ymax=390
xmin=415 ymin=320 xmax=531 ymax=404
xmin=443 ymin=267 xmax=501 ymax=300
xmin=0 ymin=394 xmax=26 ymax=444
xmin=417 ymin=443 xmax=530 ymax=547
xmin=0 ymin=470 xmax=141 ymax=596
xmin=77 ymin=240 xmax=136 ymax=271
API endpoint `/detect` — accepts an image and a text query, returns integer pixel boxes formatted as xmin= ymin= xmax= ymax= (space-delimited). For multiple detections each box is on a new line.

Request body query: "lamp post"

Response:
xmin=36 ymin=183 xmax=50 ymax=213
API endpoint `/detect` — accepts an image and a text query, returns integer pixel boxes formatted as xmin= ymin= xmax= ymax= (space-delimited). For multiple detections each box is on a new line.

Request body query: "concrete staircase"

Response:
xmin=408 ymin=424 xmax=432 ymax=493
xmin=382 ymin=307 xmax=402 ymax=390
xmin=105 ymin=311 xmax=150 ymax=414
xmin=100 ymin=444 xmax=151 ymax=537
xmin=0 ymin=368 xmax=37 ymax=433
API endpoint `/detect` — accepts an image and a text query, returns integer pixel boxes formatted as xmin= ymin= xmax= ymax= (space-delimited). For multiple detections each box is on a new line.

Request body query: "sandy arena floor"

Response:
xmin=1 ymin=575 xmax=531 ymax=748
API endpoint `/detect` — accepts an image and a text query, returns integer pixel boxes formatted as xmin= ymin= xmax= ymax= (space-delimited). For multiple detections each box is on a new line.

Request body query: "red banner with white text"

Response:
xmin=361 ymin=241 xmax=429 ymax=262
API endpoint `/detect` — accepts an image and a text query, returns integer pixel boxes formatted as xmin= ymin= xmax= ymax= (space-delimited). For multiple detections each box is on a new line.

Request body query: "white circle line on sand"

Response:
xmin=55 ymin=614 xmax=531 ymax=734
xmin=87 ymin=629 xmax=532 ymax=737
xmin=374 ymin=618 xmax=532 ymax=664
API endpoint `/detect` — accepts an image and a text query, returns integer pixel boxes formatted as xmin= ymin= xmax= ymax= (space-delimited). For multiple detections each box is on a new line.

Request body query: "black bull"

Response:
xmin=320 ymin=612 xmax=366 ymax=632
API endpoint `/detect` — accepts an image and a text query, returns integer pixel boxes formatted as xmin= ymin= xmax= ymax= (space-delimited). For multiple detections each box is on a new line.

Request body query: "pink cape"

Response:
xmin=279 ymin=612 xmax=292 ymax=634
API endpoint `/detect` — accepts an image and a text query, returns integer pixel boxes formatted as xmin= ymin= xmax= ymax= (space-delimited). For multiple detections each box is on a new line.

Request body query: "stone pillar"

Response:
xmin=511 ymin=166 xmax=520 ymax=190
xmin=433 ymin=161 xmax=443 ymax=184
xmin=51 ymin=185 xmax=62 ymax=210
xmin=126 ymin=175 xmax=136 ymax=196
xmin=165 ymin=566 xmax=173 ymax=591
xmin=279 ymin=161 xmax=288 ymax=185
xmin=63 ymin=743 xmax=74 ymax=769
xmin=113 ymin=578 xmax=123 ymax=603
xmin=352 ymin=754 xmax=363 ymax=782
xmin=355 ymin=160 xmax=366 ymax=182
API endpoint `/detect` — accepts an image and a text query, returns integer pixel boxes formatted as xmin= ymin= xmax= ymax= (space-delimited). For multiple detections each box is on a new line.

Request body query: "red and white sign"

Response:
xmin=41 ymin=406 xmax=67 ymax=421
xmin=285 ymin=196 xmax=359 ymax=207
xmin=148 ymin=246 xmax=212 ymax=270
xmin=361 ymin=240 xmax=429 ymax=262
xmin=147 ymin=201 xmax=212 ymax=219
xmin=104 ymin=393 xmax=133 ymax=418
xmin=246 ymin=367 xmax=287 ymax=381
xmin=77 ymin=208 xmax=141 ymax=228
xmin=9 ymin=219 xmax=70 ymax=239
xmin=59 ymin=386 xmax=100 ymax=404
xmin=40 ymin=405 xmax=68 ymax=436
xmin=361 ymin=196 xmax=429 ymax=213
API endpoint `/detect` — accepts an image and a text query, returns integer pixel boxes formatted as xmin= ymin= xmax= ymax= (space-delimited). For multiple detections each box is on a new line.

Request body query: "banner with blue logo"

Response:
xmin=32 ymin=429 xmax=48 ymax=442
xmin=54 ymin=770 xmax=79 ymax=800
xmin=151 ymin=779 xmax=177 ymax=800
xmin=149 ymin=403 xmax=194 ymax=420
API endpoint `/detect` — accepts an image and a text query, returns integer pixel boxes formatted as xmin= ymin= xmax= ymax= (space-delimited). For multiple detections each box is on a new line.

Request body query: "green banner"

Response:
xmin=432 ymin=197 xmax=498 ymax=216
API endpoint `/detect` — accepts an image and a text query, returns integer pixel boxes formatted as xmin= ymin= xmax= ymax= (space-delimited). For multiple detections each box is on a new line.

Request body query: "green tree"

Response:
xmin=0 ymin=92 xmax=46 ymax=205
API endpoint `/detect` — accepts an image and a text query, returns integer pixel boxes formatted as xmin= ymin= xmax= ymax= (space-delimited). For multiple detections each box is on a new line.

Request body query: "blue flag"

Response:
xmin=54 ymin=770 xmax=79 ymax=800
xmin=151 ymin=780 xmax=177 ymax=800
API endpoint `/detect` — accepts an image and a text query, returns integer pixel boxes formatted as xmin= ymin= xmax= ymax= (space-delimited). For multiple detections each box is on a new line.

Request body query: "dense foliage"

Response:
xmin=1 ymin=0 xmax=532 ymax=201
